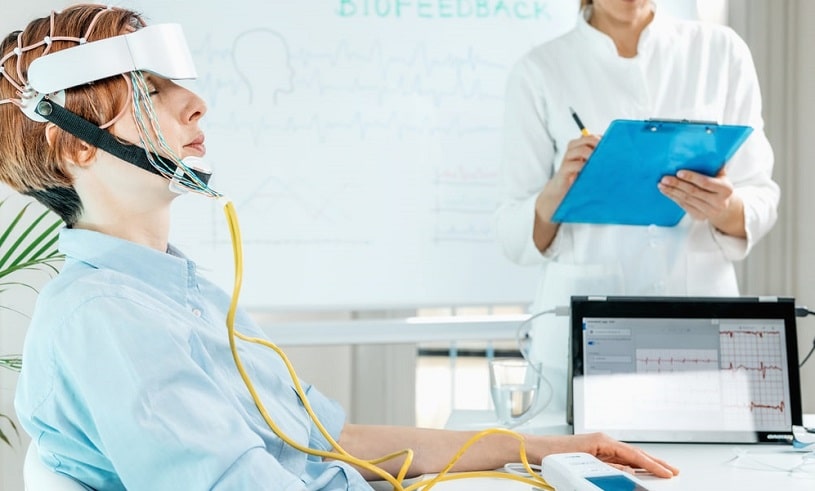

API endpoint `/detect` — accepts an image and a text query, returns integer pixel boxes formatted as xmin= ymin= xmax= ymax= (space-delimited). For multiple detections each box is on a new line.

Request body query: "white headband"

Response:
xmin=27 ymin=23 xmax=197 ymax=95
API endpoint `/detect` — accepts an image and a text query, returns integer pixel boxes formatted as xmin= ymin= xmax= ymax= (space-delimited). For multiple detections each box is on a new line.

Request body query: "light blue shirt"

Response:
xmin=15 ymin=229 xmax=372 ymax=490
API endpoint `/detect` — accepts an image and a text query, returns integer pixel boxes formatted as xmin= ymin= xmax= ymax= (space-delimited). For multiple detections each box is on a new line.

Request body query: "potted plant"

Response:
xmin=0 ymin=198 xmax=63 ymax=446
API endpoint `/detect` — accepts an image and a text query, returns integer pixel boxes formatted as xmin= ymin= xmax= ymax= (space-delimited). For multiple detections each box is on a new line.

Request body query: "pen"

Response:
xmin=569 ymin=106 xmax=590 ymax=136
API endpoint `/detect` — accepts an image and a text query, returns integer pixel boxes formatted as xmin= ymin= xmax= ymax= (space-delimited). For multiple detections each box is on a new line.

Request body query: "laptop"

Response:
xmin=569 ymin=296 xmax=803 ymax=443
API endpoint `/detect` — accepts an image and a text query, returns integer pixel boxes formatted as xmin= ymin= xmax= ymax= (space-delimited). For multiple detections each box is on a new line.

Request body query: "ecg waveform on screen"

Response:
xmin=719 ymin=323 xmax=789 ymax=429
xmin=750 ymin=400 xmax=786 ymax=412
xmin=724 ymin=361 xmax=783 ymax=380
xmin=720 ymin=329 xmax=781 ymax=339
xmin=633 ymin=330 xmax=791 ymax=431
xmin=631 ymin=349 xmax=723 ymax=418
xmin=636 ymin=349 xmax=719 ymax=373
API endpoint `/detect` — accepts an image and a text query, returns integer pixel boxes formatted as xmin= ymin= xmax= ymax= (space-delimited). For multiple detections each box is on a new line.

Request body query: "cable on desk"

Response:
xmin=795 ymin=306 xmax=815 ymax=368
xmin=726 ymin=448 xmax=815 ymax=479
xmin=509 ymin=306 xmax=570 ymax=428
xmin=516 ymin=306 xmax=570 ymax=362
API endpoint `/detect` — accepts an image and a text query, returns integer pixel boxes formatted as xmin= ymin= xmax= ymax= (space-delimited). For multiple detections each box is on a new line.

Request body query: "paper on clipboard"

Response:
xmin=551 ymin=119 xmax=753 ymax=227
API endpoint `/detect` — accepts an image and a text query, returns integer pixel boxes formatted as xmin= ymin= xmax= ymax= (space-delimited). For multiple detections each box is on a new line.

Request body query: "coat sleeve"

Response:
xmin=713 ymin=27 xmax=779 ymax=261
xmin=494 ymin=54 xmax=566 ymax=265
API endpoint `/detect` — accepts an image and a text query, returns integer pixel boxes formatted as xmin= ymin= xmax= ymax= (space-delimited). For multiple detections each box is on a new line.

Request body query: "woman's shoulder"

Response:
xmin=38 ymin=260 xmax=149 ymax=308
xmin=662 ymin=17 xmax=746 ymax=50
xmin=32 ymin=260 xmax=184 ymax=340
xmin=526 ymin=26 xmax=582 ymax=58
xmin=510 ymin=27 xmax=582 ymax=78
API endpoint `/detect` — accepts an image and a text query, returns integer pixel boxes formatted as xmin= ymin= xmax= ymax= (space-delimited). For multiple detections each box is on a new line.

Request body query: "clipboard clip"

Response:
xmin=647 ymin=118 xmax=720 ymax=125
xmin=644 ymin=118 xmax=720 ymax=134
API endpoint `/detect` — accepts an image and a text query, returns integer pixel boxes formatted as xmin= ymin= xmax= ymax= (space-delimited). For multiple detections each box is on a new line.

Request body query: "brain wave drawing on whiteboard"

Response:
xmin=198 ymin=33 xmax=518 ymax=248
xmin=127 ymin=0 xmax=581 ymax=309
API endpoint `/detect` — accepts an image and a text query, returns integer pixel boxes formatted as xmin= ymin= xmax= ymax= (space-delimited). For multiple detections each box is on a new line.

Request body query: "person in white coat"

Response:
xmin=494 ymin=0 xmax=779 ymax=413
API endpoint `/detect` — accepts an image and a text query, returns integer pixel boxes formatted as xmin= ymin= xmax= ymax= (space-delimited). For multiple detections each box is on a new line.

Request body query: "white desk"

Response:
xmin=634 ymin=443 xmax=813 ymax=490
xmin=436 ymin=410 xmax=815 ymax=491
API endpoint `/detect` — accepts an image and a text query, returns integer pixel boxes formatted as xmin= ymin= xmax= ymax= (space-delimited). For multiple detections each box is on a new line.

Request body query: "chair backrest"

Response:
xmin=24 ymin=442 xmax=89 ymax=491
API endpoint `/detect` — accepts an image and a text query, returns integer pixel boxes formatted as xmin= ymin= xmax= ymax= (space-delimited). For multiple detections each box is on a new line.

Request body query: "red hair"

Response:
xmin=0 ymin=5 xmax=145 ymax=224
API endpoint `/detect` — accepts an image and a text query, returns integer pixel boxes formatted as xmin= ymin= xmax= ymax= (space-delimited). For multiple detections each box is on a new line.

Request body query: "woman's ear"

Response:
xmin=44 ymin=122 xmax=95 ymax=166
xmin=44 ymin=122 xmax=59 ymax=148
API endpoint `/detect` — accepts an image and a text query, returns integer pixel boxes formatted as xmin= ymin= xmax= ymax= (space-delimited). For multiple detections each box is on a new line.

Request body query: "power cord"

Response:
xmin=516 ymin=306 xmax=571 ymax=361
xmin=508 ymin=306 xmax=570 ymax=428
xmin=795 ymin=306 xmax=815 ymax=368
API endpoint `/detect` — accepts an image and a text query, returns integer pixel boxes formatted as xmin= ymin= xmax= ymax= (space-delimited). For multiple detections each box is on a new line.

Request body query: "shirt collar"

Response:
xmin=578 ymin=1 xmax=665 ymax=58
xmin=58 ymin=228 xmax=196 ymax=304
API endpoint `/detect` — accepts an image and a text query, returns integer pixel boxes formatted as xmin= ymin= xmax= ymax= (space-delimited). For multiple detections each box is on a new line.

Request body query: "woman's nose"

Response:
xmin=182 ymin=86 xmax=207 ymax=123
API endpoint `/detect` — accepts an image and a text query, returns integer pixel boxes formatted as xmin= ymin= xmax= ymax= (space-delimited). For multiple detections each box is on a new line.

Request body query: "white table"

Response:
xmin=634 ymin=442 xmax=814 ymax=490
xmin=432 ymin=410 xmax=815 ymax=491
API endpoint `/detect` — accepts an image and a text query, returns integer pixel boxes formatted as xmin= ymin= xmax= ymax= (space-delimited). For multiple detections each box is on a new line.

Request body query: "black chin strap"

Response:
xmin=34 ymin=98 xmax=211 ymax=187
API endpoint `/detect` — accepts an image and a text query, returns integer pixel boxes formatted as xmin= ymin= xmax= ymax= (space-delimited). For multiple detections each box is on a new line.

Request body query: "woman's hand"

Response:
xmin=536 ymin=134 xmax=601 ymax=222
xmin=658 ymin=169 xmax=746 ymax=238
xmin=532 ymin=134 xmax=600 ymax=252
xmin=531 ymin=432 xmax=680 ymax=479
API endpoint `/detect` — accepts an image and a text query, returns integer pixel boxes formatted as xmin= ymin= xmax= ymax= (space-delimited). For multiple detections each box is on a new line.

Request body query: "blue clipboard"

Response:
xmin=552 ymin=119 xmax=753 ymax=227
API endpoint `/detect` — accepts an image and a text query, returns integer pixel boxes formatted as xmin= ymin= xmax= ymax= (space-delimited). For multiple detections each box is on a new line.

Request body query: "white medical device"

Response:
xmin=23 ymin=23 xmax=197 ymax=122
xmin=793 ymin=425 xmax=815 ymax=450
xmin=541 ymin=452 xmax=653 ymax=491
xmin=28 ymin=24 xmax=197 ymax=93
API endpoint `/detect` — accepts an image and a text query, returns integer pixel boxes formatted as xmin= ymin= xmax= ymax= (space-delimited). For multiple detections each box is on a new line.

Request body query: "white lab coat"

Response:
xmin=494 ymin=8 xmax=779 ymax=412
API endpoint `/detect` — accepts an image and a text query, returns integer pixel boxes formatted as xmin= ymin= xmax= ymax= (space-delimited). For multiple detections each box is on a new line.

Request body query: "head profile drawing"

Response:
xmin=232 ymin=28 xmax=294 ymax=106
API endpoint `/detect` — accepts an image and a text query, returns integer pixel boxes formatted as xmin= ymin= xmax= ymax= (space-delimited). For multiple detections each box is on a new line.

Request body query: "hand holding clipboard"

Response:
xmin=552 ymin=118 xmax=753 ymax=227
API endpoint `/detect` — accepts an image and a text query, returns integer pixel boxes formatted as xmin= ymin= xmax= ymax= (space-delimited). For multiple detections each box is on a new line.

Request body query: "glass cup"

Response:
xmin=489 ymin=358 xmax=542 ymax=427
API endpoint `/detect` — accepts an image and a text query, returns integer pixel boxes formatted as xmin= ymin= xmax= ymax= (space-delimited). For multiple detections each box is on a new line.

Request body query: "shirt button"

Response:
xmin=192 ymin=308 xmax=202 ymax=317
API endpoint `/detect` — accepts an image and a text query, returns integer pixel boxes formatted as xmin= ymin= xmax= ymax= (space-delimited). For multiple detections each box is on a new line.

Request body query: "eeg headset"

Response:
xmin=18 ymin=23 xmax=216 ymax=196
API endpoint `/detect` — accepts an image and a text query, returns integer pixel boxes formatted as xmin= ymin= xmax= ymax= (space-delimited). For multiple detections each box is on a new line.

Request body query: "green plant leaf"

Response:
xmin=0 ymin=355 xmax=22 ymax=371
xmin=0 ymin=202 xmax=62 ymax=281
xmin=0 ymin=198 xmax=64 ymax=447
xmin=0 ymin=413 xmax=18 ymax=447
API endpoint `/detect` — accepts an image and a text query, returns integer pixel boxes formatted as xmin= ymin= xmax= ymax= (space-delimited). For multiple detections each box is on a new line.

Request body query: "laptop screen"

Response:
xmin=570 ymin=296 xmax=802 ymax=443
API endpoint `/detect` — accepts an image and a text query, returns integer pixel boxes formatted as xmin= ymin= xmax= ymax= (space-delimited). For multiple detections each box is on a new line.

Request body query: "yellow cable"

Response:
xmin=220 ymin=200 xmax=408 ymax=488
xmin=219 ymin=199 xmax=552 ymax=490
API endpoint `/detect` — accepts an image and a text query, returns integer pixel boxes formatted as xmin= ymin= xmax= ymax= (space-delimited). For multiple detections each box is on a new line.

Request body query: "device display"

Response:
xmin=570 ymin=296 xmax=802 ymax=443
xmin=586 ymin=475 xmax=651 ymax=491
xmin=541 ymin=452 xmax=653 ymax=491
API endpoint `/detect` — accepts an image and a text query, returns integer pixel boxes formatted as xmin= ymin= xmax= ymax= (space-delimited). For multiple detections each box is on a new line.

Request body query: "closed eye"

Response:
xmin=142 ymin=74 xmax=160 ymax=96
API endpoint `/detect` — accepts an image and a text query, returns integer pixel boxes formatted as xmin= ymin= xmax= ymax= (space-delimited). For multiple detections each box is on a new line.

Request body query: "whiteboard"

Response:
xmin=119 ymin=0 xmax=697 ymax=310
